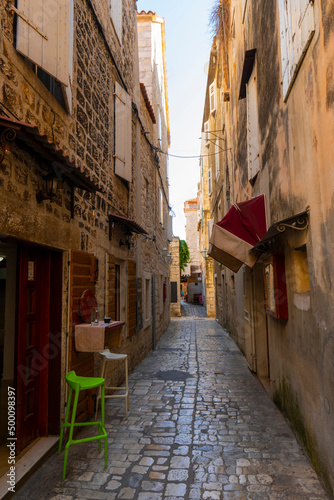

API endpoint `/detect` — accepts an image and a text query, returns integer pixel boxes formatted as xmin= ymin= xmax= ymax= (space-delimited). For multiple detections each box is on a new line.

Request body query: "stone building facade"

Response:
xmin=170 ymin=236 xmax=181 ymax=317
xmin=198 ymin=125 xmax=216 ymax=318
xmin=199 ymin=0 xmax=334 ymax=494
xmin=0 ymin=0 xmax=171 ymax=471
xmin=184 ymin=198 xmax=203 ymax=305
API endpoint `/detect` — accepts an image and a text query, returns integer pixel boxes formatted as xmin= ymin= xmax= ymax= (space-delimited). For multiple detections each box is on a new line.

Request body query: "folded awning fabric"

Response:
xmin=208 ymin=195 xmax=267 ymax=272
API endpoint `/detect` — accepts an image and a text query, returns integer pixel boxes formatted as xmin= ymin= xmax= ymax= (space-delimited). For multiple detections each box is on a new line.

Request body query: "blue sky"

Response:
xmin=137 ymin=0 xmax=214 ymax=240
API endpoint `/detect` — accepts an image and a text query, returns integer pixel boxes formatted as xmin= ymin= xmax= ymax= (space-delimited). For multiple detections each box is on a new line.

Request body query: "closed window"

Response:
xmin=204 ymin=121 xmax=210 ymax=147
xmin=246 ymin=62 xmax=260 ymax=181
xmin=208 ymin=168 xmax=212 ymax=195
xmin=145 ymin=278 xmax=151 ymax=321
xmin=15 ymin=0 xmax=73 ymax=111
xmin=171 ymin=282 xmax=178 ymax=303
xmin=215 ymin=140 xmax=220 ymax=179
xmin=110 ymin=0 xmax=122 ymax=42
xmin=209 ymin=82 xmax=216 ymax=114
xmin=159 ymin=189 xmax=164 ymax=225
xmin=278 ymin=0 xmax=315 ymax=100
xmin=114 ymin=82 xmax=132 ymax=182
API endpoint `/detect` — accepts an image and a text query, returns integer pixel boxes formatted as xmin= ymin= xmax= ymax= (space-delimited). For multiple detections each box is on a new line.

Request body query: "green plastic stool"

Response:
xmin=59 ymin=371 xmax=108 ymax=479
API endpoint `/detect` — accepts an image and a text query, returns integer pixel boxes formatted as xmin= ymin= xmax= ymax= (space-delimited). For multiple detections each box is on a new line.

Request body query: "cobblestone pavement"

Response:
xmin=16 ymin=311 xmax=330 ymax=499
xmin=180 ymin=300 xmax=207 ymax=318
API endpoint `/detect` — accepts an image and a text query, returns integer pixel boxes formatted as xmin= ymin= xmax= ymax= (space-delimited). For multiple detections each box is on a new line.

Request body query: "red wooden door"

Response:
xmin=16 ymin=247 xmax=50 ymax=453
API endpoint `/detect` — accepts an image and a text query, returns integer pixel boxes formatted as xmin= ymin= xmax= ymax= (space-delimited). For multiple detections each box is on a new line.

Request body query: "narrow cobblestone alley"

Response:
xmin=15 ymin=306 xmax=329 ymax=499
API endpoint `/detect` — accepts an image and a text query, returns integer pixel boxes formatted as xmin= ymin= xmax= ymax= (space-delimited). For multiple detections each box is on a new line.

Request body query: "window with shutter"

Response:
xmin=167 ymin=214 xmax=173 ymax=241
xmin=241 ymin=0 xmax=248 ymax=22
xmin=209 ymin=82 xmax=216 ymax=114
xmin=114 ymin=81 xmax=132 ymax=182
xmin=159 ymin=189 xmax=164 ymax=225
xmin=215 ymin=141 xmax=220 ymax=179
xmin=15 ymin=0 xmax=73 ymax=111
xmin=278 ymin=0 xmax=315 ymax=100
xmin=171 ymin=282 xmax=178 ymax=303
xmin=127 ymin=260 xmax=136 ymax=336
xmin=208 ymin=219 xmax=214 ymax=240
xmin=110 ymin=0 xmax=122 ymax=42
xmin=246 ymin=64 xmax=260 ymax=181
xmin=204 ymin=121 xmax=210 ymax=147
xmin=16 ymin=0 xmax=71 ymax=86
xmin=208 ymin=168 xmax=212 ymax=195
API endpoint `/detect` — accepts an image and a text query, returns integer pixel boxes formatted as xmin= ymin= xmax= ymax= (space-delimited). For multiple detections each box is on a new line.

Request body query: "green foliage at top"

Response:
xmin=179 ymin=240 xmax=191 ymax=272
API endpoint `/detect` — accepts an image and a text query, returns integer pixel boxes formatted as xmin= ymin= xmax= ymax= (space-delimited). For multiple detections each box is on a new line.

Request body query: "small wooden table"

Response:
xmin=75 ymin=321 xmax=125 ymax=352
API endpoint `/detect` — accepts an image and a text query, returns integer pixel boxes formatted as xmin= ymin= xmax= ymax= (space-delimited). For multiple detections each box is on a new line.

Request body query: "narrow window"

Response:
xmin=110 ymin=0 xmax=122 ymax=42
xmin=215 ymin=140 xmax=220 ymax=179
xmin=278 ymin=0 xmax=315 ymax=100
xmin=208 ymin=168 xmax=212 ymax=195
xmin=114 ymin=82 xmax=132 ymax=182
xmin=209 ymin=82 xmax=216 ymax=114
xmin=246 ymin=62 xmax=260 ymax=182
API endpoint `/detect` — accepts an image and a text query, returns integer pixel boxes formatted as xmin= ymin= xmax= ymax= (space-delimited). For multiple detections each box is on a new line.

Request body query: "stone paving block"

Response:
xmin=165 ymin=482 xmax=187 ymax=496
xmin=118 ymin=487 xmax=136 ymax=499
xmin=149 ymin=471 xmax=166 ymax=479
xmin=141 ymin=480 xmax=164 ymax=491
xmin=167 ymin=469 xmax=189 ymax=481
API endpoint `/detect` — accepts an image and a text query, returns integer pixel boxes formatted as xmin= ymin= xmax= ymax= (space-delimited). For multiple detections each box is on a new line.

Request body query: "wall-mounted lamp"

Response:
xmin=166 ymin=253 xmax=173 ymax=264
xmin=201 ymin=249 xmax=208 ymax=259
xmin=36 ymin=172 xmax=59 ymax=203
xmin=0 ymin=128 xmax=16 ymax=165
xmin=162 ymin=247 xmax=168 ymax=257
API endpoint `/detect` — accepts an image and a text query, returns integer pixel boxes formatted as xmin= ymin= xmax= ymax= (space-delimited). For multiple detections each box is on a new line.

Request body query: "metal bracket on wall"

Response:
xmin=276 ymin=215 xmax=309 ymax=233
xmin=7 ymin=6 xmax=48 ymax=40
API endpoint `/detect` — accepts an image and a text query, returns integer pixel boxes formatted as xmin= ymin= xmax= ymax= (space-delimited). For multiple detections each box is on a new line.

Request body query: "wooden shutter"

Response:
xmin=110 ymin=0 xmax=122 ymax=42
xmin=278 ymin=0 xmax=293 ymax=98
xmin=291 ymin=0 xmax=315 ymax=72
xmin=209 ymin=82 xmax=216 ymax=114
xmin=69 ymin=250 xmax=96 ymax=419
xmin=241 ymin=0 xmax=248 ymax=22
xmin=114 ymin=81 xmax=132 ymax=182
xmin=167 ymin=214 xmax=173 ymax=242
xmin=204 ymin=121 xmax=210 ymax=147
xmin=127 ymin=260 xmax=136 ymax=336
xmin=106 ymin=253 xmax=116 ymax=320
xmin=16 ymin=0 xmax=70 ymax=86
xmin=171 ymin=282 xmax=178 ymax=303
xmin=208 ymin=168 xmax=212 ymax=195
xmin=278 ymin=0 xmax=314 ymax=100
xmin=63 ymin=0 xmax=74 ymax=112
xmin=246 ymin=67 xmax=260 ymax=181
xmin=215 ymin=141 xmax=220 ymax=179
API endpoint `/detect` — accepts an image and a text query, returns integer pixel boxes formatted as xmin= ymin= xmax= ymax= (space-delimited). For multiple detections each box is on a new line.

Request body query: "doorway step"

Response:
xmin=0 ymin=436 xmax=58 ymax=499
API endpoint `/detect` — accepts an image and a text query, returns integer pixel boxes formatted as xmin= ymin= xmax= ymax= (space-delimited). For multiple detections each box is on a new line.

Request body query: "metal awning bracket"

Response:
xmin=276 ymin=214 xmax=309 ymax=233
xmin=7 ymin=6 xmax=48 ymax=40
